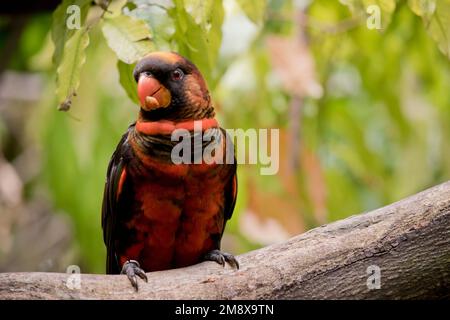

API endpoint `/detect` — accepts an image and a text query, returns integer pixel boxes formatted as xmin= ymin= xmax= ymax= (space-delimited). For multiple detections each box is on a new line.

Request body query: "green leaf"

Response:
xmin=51 ymin=0 xmax=91 ymax=66
xmin=408 ymin=0 xmax=436 ymax=17
xmin=103 ymin=0 xmax=128 ymax=18
xmin=408 ymin=0 xmax=450 ymax=59
xmin=117 ymin=60 xmax=139 ymax=105
xmin=236 ymin=0 xmax=267 ymax=24
xmin=101 ymin=14 xmax=154 ymax=64
xmin=207 ymin=0 xmax=225 ymax=69
xmin=168 ymin=0 xmax=224 ymax=87
xmin=56 ymin=29 xmax=90 ymax=110
xmin=340 ymin=0 xmax=396 ymax=30
xmin=184 ymin=0 xmax=214 ymax=25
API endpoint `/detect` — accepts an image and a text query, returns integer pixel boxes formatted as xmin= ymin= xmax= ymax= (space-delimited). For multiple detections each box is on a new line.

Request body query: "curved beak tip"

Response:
xmin=145 ymin=96 xmax=160 ymax=109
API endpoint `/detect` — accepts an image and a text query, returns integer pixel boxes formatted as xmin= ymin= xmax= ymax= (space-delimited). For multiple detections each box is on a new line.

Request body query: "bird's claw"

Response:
xmin=121 ymin=260 xmax=148 ymax=291
xmin=204 ymin=250 xmax=239 ymax=269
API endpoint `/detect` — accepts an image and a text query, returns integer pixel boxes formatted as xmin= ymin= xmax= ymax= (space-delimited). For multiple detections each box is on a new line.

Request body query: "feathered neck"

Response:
xmin=135 ymin=118 xmax=219 ymax=136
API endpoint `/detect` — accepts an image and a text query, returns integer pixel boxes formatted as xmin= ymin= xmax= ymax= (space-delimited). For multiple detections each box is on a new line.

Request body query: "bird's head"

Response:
xmin=133 ymin=52 xmax=214 ymax=121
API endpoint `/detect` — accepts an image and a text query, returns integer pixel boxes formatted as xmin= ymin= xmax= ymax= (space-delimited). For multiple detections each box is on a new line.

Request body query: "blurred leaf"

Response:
xmin=127 ymin=2 xmax=175 ymax=46
xmin=95 ymin=0 xmax=112 ymax=12
xmin=56 ymin=29 xmax=90 ymax=110
xmin=103 ymin=0 xmax=128 ymax=18
xmin=51 ymin=0 xmax=91 ymax=66
xmin=236 ymin=0 xmax=267 ymax=24
xmin=408 ymin=0 xmax=450 ymax=59
xmin=101 ymin=14 xmax=154 ymax=64
xmin=340 ymin=0 xmax=396 ymax=29
xmin=117 ymin=60 xmax=139 ymax=105
xmin=184 ymin=0 xmax=214 ymax=25
xmin=204 ymin=0 xmax=224 ymax=72
xmin=168 ymin=0 xmax=224 ymax=86
xmin=191 ymin=0 xmax=224 ymax=68
xmin=408 ymin=0 xmax=436 ymax=17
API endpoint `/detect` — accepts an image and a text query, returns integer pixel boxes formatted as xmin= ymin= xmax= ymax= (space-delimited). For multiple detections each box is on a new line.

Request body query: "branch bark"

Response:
xmin=1 ymin=181 xmax=450 ymax=299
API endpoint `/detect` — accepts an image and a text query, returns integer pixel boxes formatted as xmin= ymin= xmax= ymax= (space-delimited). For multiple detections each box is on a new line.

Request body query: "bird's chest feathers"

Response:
xmin=122 ymin=131 xmax=228 ymax=270
xmin=130 ymin=157 xmax=225 ymax=222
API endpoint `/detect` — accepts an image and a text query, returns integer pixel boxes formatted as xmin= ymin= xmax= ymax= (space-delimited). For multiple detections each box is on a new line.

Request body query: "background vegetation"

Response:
xmin=0 ymin=0 xmax=449 ymax=273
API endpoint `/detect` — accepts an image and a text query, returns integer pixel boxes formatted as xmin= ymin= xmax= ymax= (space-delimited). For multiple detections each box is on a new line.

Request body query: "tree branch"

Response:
xmin=1 ymin=181 xmax=450 ymax=299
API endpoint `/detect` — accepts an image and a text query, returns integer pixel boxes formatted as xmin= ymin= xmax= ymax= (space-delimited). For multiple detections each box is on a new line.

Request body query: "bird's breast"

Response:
xmin=119 ymin=139 xmax=229 ymax=271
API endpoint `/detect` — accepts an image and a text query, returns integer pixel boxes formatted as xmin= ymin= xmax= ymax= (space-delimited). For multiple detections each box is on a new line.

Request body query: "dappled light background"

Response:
xmin=0 ymin=0 xmax=449 ymax=273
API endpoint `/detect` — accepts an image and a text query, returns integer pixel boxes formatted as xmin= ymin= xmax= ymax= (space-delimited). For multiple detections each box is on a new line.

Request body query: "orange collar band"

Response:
xmin=136 ymin=118 xmax=219 ymax=135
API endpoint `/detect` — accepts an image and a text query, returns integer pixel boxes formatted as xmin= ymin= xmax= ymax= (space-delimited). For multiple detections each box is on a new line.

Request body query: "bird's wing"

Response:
xmin=101 ymin=125 xmax=134 ymax=274
xmin=224 ymin=168 xmax=237 ymax=222
xmin=221 ymin=129 xmax=238 ymax=222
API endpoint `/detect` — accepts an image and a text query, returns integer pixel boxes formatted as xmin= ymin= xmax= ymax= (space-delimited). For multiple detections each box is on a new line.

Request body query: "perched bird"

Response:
xmin=101 ymin=52 xmax=238 ymax=290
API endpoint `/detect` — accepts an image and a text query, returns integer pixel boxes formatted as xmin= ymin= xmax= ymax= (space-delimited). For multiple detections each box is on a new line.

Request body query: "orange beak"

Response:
xmin=137 ymin=75 xmax=171 ymax=111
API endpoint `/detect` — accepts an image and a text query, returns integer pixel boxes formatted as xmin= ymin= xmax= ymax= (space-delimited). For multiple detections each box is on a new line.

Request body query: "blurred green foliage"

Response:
xmin=2 ymin=0 xmax=448 ymax=273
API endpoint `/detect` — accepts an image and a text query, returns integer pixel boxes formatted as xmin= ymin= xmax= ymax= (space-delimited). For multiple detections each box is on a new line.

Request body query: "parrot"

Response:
xmin=101 ymin=52 xmax=239 ymax=291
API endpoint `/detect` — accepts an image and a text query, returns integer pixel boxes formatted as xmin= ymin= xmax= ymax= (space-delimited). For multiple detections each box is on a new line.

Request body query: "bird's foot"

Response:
xmin=204 ymin=249 xmax=239 ymax=269
xmin=121 ymin=260 xmax=148 ymax=291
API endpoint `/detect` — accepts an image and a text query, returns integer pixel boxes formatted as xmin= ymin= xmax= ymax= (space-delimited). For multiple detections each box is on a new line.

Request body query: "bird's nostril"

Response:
xmin=150 ymin=86 xmax=162 ymax=96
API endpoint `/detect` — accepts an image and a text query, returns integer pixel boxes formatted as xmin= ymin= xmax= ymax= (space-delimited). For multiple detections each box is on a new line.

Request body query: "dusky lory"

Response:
xmin=101 ymin=52 xmax=238 ymax=290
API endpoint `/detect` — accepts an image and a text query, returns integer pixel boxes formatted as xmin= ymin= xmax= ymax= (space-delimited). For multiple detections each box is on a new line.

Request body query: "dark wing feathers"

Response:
xmin=101 ymin=125 xmax=134 ymax=274
xmin=221 ymin=128 xmax=238 ymax=222
xmin=224 ymin=168 xmax=237 ymax=222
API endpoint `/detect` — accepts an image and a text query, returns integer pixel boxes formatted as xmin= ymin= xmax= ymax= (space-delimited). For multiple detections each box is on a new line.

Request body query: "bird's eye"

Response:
xmin=140 ymin=71 xmax=152 ymax=78
xmin=172 ymin=68 xmax=184 ymax=81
